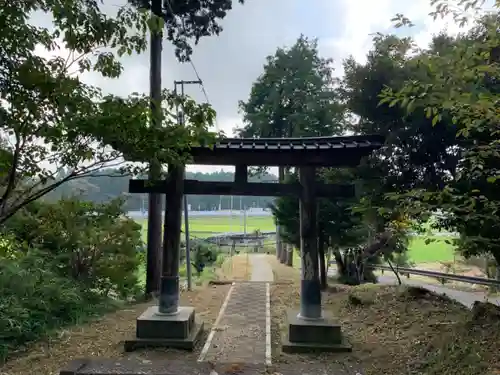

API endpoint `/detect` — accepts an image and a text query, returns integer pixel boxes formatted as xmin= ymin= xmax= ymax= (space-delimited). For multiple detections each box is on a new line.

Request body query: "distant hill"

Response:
xmin=45 ymin=169 xmax=278 ymax=212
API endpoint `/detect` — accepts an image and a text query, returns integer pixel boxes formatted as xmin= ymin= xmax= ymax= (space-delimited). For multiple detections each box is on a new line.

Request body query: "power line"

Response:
xmin=163 ymin=0 xmax=219 ymax=131
xmin=188 ymin=60 xmax=210 ymax=105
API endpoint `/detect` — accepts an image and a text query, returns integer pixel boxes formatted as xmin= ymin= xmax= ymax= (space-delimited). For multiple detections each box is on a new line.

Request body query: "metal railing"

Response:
xmin=327 ymin=261 xmax=500 ymax=287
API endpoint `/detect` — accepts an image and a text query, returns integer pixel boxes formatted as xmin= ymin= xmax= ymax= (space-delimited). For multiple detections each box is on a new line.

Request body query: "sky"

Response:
xmin=33 ymin=0 xmax=477 ymax=173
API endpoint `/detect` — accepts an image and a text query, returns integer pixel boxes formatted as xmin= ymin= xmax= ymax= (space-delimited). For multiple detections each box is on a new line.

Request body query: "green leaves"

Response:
xmin=370 ymin=1 xmax=500 ymax=264
xmin=0 ymin=0 xmax=218 ymax=225
xmin=147 ymin=14 xmax=165 ymax=34
xmin=127 ymin=0 xmax=245 ymax=62
xmin=238 ymin=35 xmax=342 ymax=139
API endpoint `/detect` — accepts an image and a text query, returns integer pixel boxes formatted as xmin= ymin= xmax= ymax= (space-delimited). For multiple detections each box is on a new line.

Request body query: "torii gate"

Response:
xmin=125 ymin=134 xmax=383 ymax=352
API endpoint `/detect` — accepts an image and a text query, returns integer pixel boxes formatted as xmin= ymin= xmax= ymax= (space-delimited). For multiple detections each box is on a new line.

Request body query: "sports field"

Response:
xmin=135 ymin=216 xmax=457 ymax=263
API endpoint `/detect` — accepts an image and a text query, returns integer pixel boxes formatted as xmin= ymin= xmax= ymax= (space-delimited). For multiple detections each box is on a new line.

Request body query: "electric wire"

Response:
xmin=163 ymin=0 xmax=219 ymax=131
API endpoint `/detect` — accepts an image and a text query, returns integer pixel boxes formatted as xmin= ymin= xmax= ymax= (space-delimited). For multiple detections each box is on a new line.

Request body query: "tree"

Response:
xmin=238 ymin=35 xmax=345 ymax=264
xmin=0 ymin=1 xmax=217 ymax=225
xmin=3 ymin=198 xmax=143 ymax=298
xmin=271 ymin=169 xmax=368 ymax=286
xmin=341 ymin=33 xmax=460 ymax=195
xmin=44 ymin=168 xmax=278 ymax=212
xmin=238 ymin=35 xmax=343 ymax=139
xmin=128 ymin=0 xmax=245 ymax=61
xmin=380 ymin=1 xmax=500 ymax=266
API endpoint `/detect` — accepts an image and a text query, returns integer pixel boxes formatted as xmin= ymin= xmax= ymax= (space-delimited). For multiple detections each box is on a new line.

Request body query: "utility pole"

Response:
xmin=174 ymin=79 xmax=202 ymax=292
xmin=243 ymin=206 xmax=247 ymax=236
xmin=145 ymin=0 xmax=163 ymax=298
xmin=229 ymin=195 xmax=233 ymax=233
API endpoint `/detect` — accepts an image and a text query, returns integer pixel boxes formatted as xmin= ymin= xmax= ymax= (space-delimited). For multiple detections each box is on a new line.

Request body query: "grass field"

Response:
xmin=136 ymin=215 xmax=276 ymax=238
xmin=134 ymin=217 xmax=457 ymax=263
xmin=407 ymin=236 xmax=456 ymax=263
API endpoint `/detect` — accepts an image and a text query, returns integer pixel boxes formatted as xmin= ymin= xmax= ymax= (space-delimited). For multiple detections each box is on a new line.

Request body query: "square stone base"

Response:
xmin=281 ymin=309 xmax=352 ymax=353
xmin=124 ymin=306 xmax=204 ymax=352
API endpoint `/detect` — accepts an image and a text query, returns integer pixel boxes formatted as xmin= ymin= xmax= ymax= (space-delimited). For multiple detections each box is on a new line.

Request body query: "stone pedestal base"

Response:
xmin=124 ymin=306 xmax=204 ymax=352
xmin=281 ymin=309 xmax=351 ymax=353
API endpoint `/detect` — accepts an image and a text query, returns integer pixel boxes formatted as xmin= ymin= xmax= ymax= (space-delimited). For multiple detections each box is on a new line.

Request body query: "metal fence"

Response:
xmin=327 ymin=261 xmax=500 ymax=287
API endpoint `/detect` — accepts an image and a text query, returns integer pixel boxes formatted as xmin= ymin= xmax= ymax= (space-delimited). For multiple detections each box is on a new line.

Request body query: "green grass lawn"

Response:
xmin=135 ymin=215 xmax=276 ymax=240
xmin=407 ymin=235 xmax=456 ymax=263
xmin=135 ymin=216 xmax=456 ymax=264
xmin=293 ymin=235 xmax=457 ymax=267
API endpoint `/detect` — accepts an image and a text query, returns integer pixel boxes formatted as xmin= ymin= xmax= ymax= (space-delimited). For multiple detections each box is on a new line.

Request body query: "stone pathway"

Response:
xmin=250 ymin=254 xmax=274 ymax=282
xmin=198 ymin=255 xmax=273 ymax=365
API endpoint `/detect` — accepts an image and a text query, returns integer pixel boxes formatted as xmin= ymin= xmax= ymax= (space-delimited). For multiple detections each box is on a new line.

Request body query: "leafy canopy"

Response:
xmin=237 ymin=35 xmax=343 ymax=139
xmin=380 ymin=0 xmax=500 ymax=263
xmin=128 ymin=0 xmax=245 ymax=61
xmin=0 ymin=0 xmax=239 ymax=224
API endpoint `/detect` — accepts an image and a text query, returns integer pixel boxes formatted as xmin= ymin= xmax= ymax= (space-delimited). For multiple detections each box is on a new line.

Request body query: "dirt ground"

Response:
xmin=216 ymin=253 xmax=252 ymax=281
xmin=265 ymin=255 xmax=300 ymax=283
xmin=268 ymin=254 xmax=500 ymax=375
xmin=1 ymin=285 xmax=230 ymax=375
xmin=0 ymin=254 xmax=257 ymax=375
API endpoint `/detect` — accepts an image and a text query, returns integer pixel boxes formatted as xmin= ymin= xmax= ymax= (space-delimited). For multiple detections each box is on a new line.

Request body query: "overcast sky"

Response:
xmin=35 ymin=0 xmax=473 ymax=173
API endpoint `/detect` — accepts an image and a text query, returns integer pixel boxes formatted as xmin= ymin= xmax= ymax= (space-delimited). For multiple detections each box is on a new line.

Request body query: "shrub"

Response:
xmin=0 ymin=198 xmax=145 ymax=362
xmin=3 ymin=198 xmax=143 ymax=299
xmin=190 ymin=240 xmax=220 ymax=275
xmin=0 ymin=247 xmax=116 ymax=363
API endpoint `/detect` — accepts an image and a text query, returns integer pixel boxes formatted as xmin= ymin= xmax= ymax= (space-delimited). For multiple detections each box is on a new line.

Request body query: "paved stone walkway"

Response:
xmin=250 ymin=254 xmax=274 ymax=282
xmin=198 ymin=255 xmax=273 ymax=365
xmin=199 ymin=282 xmax=269 ymax=364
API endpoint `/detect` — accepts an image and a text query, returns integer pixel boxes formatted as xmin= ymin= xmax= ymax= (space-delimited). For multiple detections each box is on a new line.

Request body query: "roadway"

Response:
xmin=325 ymin=266 xmax=500 ymax=308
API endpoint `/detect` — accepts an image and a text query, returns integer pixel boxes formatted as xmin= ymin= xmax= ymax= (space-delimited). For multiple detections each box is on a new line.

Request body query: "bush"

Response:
xmin=190 ymin=240 xmax=220 ymax=275
xmin=0 ymin=198 xmax=144 ymax=362
xmin=0 ymin=248 xmax=116 ymax=363
xmin=4 ymin=198 xmax=143 ymax=298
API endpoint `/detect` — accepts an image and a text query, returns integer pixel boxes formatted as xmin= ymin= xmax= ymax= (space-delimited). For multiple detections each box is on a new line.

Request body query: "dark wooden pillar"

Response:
xmin=159 ymin=164 xmax=184 ymax=314
xmin=234 ymin=164 xmax=248 ymax=184
xmin=298 ymin=166 xmax=321 ymax=319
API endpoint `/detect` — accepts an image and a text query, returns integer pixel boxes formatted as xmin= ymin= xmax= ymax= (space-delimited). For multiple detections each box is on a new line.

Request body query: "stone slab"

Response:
xmin=124 ymin=321 xmax=203 ymax=352
xmin=282 ymin=309 xmax=352 ymax=353
xmin=136 ymin=305 xmax=195 ymax=340
xmin=60 ymin=359 xmax=360 ymax=375
xmin=287 ymin=309 xmax=342 ymax=344
xmin=281 ymin=335 xmax=352 ymax=354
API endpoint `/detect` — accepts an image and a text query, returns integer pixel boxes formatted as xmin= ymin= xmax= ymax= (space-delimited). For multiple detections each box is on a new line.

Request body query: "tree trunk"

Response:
xmin=318 ymin=229 xmax=327 ymax=290
xmin=286 ymin=244 xmax=293 ymax=267
xmin=280 ymin=242 xmax=288 ymax=263
xmin=276 ymin=166 xmax=285 ymax=262
xmin=333 ymin=248 xmax=346 ymax=275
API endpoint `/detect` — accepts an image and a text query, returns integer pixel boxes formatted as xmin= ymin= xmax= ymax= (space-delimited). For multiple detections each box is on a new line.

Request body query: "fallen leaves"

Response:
xmin=271 ymin=282 xmax=500 ymax=375
xmin=1 ymin=284 xmax=231 ymax=375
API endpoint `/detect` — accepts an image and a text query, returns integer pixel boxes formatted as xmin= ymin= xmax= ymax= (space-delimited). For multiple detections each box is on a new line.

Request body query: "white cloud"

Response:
xmin=321 ymin=0 xmax=483 ymax=77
